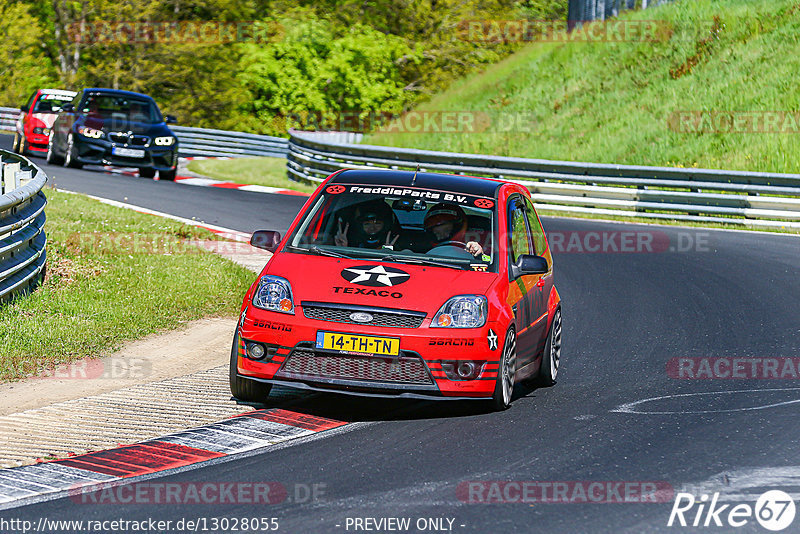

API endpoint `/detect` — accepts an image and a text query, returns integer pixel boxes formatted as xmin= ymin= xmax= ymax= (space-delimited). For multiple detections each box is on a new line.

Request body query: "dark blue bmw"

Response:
xmin=47 ymin=88 xmax=179 ymax=180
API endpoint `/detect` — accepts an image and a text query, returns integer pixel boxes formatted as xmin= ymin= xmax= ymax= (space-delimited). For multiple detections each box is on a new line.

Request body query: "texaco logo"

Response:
xmin=341 ymin=265 xmax=410 ymax=287
xmin=474 ymin=198 xmax=494 ymax=209
xmin=326 ymin=185 xmax=346 ymax=194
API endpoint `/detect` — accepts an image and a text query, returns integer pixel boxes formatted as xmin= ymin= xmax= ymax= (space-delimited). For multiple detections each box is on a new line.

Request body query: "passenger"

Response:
xmin=423 ymin=203 xmax=485 ymax=258
xmin=334 ymin=202 xmax=399 ymax=249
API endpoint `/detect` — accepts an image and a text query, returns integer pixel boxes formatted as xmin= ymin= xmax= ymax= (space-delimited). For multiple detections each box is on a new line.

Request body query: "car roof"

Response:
xmin=82 ymin=88 xmax=156 ymax=101
xmin=330 ymin=169 xmax=504 ymax=198
xmin=39 ymin=89 xmax=77 ymax=97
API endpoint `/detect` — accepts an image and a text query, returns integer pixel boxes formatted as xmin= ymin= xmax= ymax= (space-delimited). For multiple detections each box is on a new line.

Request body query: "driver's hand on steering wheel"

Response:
xmin=466 ymin=241 xmax=483 ymax=257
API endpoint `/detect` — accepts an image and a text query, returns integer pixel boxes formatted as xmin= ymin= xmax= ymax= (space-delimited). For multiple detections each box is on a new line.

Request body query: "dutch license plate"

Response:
xmin=112 ymin=146 xmax=145 ymax=158
xmin=315 ymin=331 xmax=400 ymax=356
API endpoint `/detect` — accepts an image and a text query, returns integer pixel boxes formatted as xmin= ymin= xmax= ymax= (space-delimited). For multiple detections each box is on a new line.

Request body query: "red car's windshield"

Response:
xmin=288 ymin=186 xmax=498 ymax=272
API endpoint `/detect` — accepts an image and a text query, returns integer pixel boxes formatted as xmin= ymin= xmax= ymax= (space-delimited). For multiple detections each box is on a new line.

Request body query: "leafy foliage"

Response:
xmin=2 ymin=0 xmax=566 ymax=133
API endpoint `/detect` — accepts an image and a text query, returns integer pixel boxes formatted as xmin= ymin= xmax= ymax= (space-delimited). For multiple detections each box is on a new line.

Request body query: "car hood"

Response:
xmin=80 ymin=117 xmax=173 ymax=136
xmin=31 ymin=113 xmax=58 ymax=128
xmin=265 ymin=252 xmax=497 ymax=314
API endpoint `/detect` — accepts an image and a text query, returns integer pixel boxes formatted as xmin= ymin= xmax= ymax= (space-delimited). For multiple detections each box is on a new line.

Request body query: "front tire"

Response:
xmin=229 ymin=333 xmax=272 ymax=402
xmin=537 ymin=308 xmax=562 ymax=387
xmin=12 ymin=133 xmax=25 ymax=154
xmin=64 ymin=134 xmax=83 ymax=168
xmin=159 ymin=168 xmax=176 ymax=181
xmin=139 ymin=167 xmax=156 ymax=178
xmin=490 ymin=327 xmax=517 ymax=411
xmin=46 ymin=134 xmax=64 ymax=165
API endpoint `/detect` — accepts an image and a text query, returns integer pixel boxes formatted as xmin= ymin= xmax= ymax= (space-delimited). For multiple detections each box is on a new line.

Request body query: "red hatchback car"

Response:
xmin=13 ymin=89 xmax=77 ymax=156
xmin=232 ymin=169 xmax=562 ymax=409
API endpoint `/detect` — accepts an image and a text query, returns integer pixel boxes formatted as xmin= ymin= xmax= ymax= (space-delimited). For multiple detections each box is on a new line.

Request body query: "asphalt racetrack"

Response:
xmin=2 ymin=134 xmax=799 ymax=533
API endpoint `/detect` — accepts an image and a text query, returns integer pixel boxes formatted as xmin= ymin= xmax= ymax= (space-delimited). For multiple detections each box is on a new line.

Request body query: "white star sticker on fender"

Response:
xmin=487 ymin=329 xmax=498 ymax=351
xmin=344 ymin=265 xmax=409 ymax=287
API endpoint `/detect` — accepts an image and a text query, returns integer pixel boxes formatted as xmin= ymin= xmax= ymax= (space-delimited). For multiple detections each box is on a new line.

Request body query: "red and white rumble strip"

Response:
xmin=0 ymin=409 xmax=345 ymax=508
xmin=102 ymin=157 xmax=310 ymax=197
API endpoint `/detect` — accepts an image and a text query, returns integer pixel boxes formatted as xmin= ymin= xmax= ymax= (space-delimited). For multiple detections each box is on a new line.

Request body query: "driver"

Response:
xmin=423 ymin=203 xmax=484 ymax=258
xmin=334 ymin=202 xmax=399 ymax=249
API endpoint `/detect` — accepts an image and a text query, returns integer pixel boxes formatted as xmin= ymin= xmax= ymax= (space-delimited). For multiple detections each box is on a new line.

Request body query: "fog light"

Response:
xmin=247 ymin=343 xmax=266 ymax=360
xmin=457 ymin=362 xmax=476 ymax=379
xmin=440 ymin=360 xmax=485 ymax=381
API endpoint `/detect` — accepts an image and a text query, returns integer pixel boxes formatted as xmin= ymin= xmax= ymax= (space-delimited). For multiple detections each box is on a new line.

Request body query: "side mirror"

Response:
xmin=511 ymin=254 xmax=548 ymax=279
xmin=165 ymin=115 xmax=177 ymax=124
xmin=250 ymin=230 xmax=281 ymax=252
xmin=19 ymin=105 xmax=28 ymax=113
xmin=61 ymin=103 xmax=74 ymax=112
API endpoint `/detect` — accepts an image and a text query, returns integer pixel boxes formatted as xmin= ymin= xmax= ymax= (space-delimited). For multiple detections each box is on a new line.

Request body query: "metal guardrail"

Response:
xmin=287 ymin=130 xmax=800 ymax=229
xmin=0 ymin=107 xmax=18 ymax=133
xmin=171 ymin=125 xmax=287 ymax=158
xmin=0 ymin=151 xmax=47 ymax=302
xmin=0 ymin=107 xmax=288 ymax=159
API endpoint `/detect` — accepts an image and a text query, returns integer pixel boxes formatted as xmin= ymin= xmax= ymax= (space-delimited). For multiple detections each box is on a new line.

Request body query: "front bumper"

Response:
xmin=236 ymin=304 xmax=502 ymax=399
xmin=72 ymin=136 xmax=178 ymax=170
xmin=25 ymin=133 xmax=50 ymax=152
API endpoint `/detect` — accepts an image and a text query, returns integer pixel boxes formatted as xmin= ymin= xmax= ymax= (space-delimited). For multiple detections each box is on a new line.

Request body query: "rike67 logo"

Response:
xmin=668 ymin=490 xmax=796 ymax=531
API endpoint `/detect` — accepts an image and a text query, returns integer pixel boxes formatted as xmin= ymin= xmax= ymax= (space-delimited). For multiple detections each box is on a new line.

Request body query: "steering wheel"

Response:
xmin=436 ymin=240 xmax=467 ymax=248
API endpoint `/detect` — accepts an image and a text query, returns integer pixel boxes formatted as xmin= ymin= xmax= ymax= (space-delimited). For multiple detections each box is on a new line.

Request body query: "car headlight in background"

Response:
xmin=154 ymin=136 xmax=176 ymax=146
xmin=431 ymin=295 xmax=487 ymax=328
xmin=252 ymin=275 xmax=294 ymax=314
xmin=77 ymin=126 xmax=104 ymax=139
xmin=32 ymin=127 xmax=51 ymax=135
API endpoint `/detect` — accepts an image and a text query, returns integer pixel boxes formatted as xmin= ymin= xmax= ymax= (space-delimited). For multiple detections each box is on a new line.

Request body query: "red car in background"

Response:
xmin=13 ymin=89 xmax=77 ymax=156
xmin=232 ymin=169 xmax=563 ymax=410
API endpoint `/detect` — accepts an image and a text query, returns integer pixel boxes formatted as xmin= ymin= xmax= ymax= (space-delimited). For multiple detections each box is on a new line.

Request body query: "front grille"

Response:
xmin=108 ymin=133 xmax=150 ymax=146
xmin=302 ymin=303 xmax=425 ymax=328
xmin=130 ymin=135 xmax=150 ymax=146
xmin=108 ymin=132 xmax=128 ymax=143
xmin=277 ymin=350 xmax=433 ymax=384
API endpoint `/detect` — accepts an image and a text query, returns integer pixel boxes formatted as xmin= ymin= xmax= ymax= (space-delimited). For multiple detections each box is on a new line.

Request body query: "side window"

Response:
xmin=524 ymin=196 xmax=547 ymax=255
xmin=23 ymin=91 xmax=37 ymax=112
xmin=507 ymin=197 xmax=532 ymax=264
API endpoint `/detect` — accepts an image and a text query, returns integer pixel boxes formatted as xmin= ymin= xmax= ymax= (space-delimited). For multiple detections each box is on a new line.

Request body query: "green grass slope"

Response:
xmin=366 ymin=0 xmax=800 ymax=174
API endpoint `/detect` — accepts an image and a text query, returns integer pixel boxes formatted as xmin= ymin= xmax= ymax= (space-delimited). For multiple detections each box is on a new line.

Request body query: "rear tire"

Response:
xmin=64 ymin=134 xmax=83 ymax=168
xmin=229 ymin=333 xmax=272 ymax=402
xmin=490 ymin=327 xmax=516 ymax=411
xmin=139 ymin=167 xmax=156 ymax=178
xmin=536 ymin=308 xmax=562 ymax=387
xmin=159 ymin=168 xmax=177 ymax=181
xmin=46 ymin=134 xmax=64 ymax=165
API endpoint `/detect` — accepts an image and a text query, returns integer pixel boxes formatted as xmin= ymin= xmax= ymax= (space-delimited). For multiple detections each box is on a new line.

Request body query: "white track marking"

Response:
xmin=611 ymin=388 xmax=800 ymax=415
xmin=55 ymin=189 xmax=251 ymax=242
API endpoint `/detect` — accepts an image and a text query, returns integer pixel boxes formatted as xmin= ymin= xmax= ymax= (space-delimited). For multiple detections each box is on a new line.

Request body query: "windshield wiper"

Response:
xmin=379 ymin=254 xmax=463 ymax=270
xmin=307 ymin=245 xmax=353 ymax=259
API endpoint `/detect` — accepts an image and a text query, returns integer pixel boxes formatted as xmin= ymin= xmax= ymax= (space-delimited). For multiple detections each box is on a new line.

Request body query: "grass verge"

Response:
xmin=364 ymin=0 xmax=800 ymax=175
xmin=0 ymin=187 xmax=255 ymax=381
xmin=186 ymin=156 xmax=317 ymax=194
